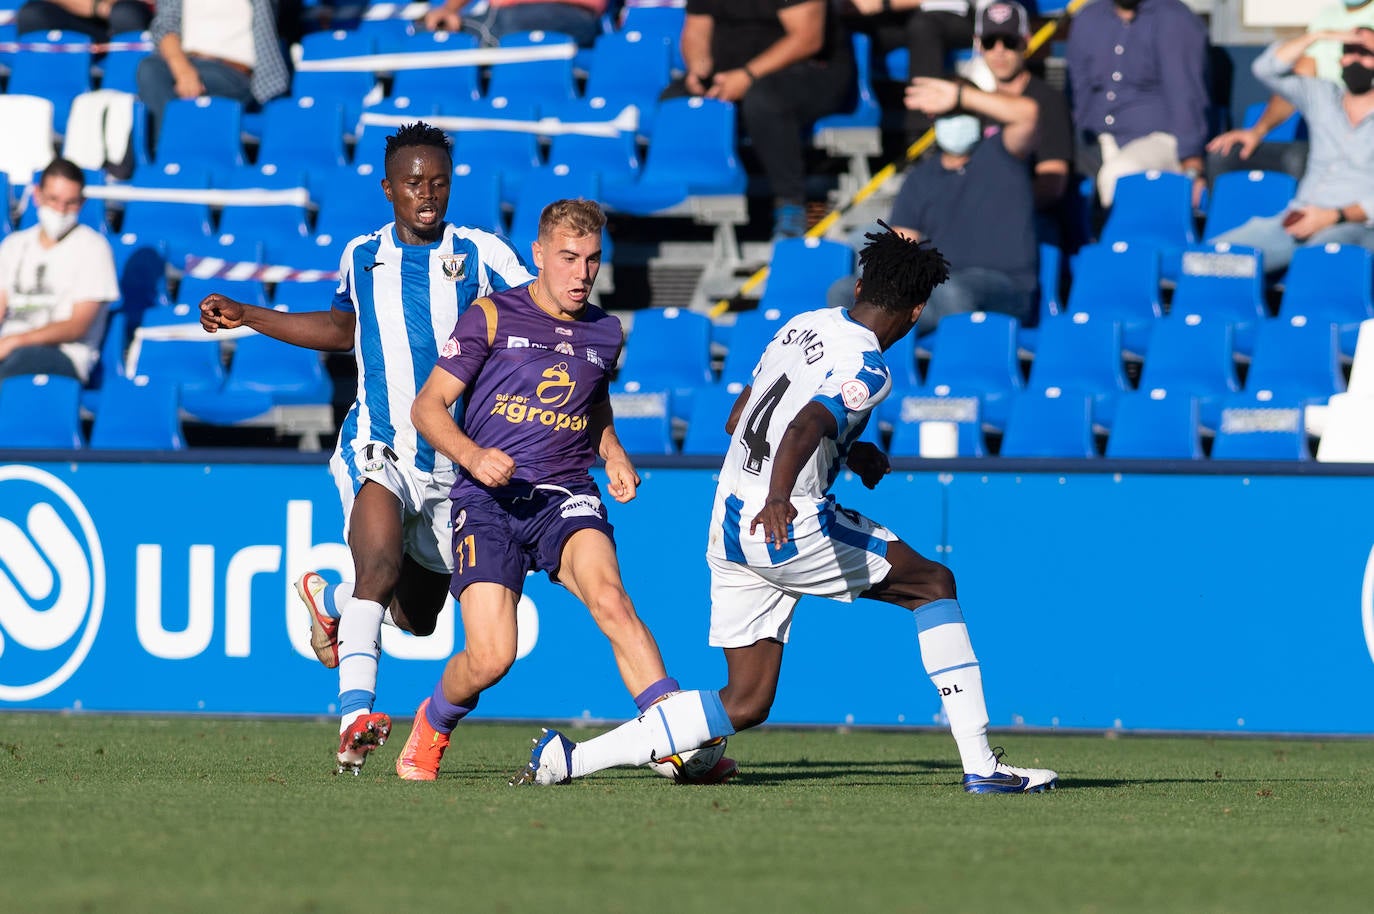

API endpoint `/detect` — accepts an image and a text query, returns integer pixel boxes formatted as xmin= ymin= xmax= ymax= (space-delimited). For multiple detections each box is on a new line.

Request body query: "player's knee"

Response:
xmin=587 ymin=587 xmax=639 ymax=632
xmin=926 ymin=561 xmax=957 ymax=600
xmin=464 ymin=643 xmax=515 ymax=688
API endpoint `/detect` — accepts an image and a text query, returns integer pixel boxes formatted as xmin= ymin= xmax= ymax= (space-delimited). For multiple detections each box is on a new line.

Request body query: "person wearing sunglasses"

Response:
xmin=975 ymin=1 xmax=1075 ymax=245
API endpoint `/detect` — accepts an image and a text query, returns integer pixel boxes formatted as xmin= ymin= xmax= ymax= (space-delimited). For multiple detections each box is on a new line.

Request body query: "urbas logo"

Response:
xmin=0 ymin=466 xmax=104 ymax=700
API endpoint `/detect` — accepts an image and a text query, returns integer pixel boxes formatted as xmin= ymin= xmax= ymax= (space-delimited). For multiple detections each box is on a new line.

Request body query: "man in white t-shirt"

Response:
xmin=0 ymin=158 xmax=120 ymax=383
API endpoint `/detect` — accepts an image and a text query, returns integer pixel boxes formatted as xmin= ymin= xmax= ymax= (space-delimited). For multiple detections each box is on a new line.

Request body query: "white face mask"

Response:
xmin=37 ymin=204 xmax=79 ymax=241
xmin=934 ymin=115 xmax=982 ymax=156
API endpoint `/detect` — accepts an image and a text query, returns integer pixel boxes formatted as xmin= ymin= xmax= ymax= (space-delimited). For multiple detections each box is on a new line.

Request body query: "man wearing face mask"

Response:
xmin=881 ymin=75 xmax=1039 ymax=334
xmin=1065 ymin=0 xmax=1209 ymax=208
xmin=0 ymin=158 xmax=119 ymax=383
xmin=1209 ymin=27 xmax=1374 ymax=273
xmin=1207 ymin=1 xmax=1374 ymax=176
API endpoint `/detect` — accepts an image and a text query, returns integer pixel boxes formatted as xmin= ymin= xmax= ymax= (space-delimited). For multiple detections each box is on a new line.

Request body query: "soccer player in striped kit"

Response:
xmin=199 ymin=122 xmax=533 ymax=774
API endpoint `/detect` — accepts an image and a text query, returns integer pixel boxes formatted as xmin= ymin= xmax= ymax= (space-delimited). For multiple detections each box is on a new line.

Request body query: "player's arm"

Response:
xmin=587 ymin=397 xmax=640 ymax=503
xmin=411 ymin=365 xmax=516 ymax=488
xmin=749 ymin=400 xmax=837 ymax=547
xmin=199 ymin=294 xmax=356 ymax=352
xmin=723 ymin=384 xmax=752 ymax=435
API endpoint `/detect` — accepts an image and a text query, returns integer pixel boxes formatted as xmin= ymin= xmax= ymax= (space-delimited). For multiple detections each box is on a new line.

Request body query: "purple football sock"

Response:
xmin=425 ymin=683 xmax=475 ymax=734
xmin=634 ymin=677 xmax=680 ymax=713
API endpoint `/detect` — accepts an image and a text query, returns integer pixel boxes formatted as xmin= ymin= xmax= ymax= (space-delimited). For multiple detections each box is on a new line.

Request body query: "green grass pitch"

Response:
xmin=2 ymin=712 xmax=1372 ymax=914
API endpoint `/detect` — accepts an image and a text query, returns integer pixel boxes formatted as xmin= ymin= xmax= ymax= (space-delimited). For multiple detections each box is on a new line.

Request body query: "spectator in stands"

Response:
xmin=1209 ymin=28 xmax=1374 ymax=273
xmin=839 ymin=0 xmax=974 ymax=141
xmin=15 ymin=0 xmax=153 ymax=42
xmin=975 ymin=1 xmax=1075 ymax=245
xmin=1206 ymin=0 xmax=1374 ymax=179
xmin=1066 ymin=0 xmax=1209 ymax=208
xmin=135 ymin=0 xmax=290 ymax=142
xmin=422 ymin=0 xmax=607 ymax=48
xmin=830 ymin=76 xmax=1039 ymax=332
xmin=0 ymin=159 xmax=120 ymax=384
xmin=667 ymin=0 xmax=854 ymax=240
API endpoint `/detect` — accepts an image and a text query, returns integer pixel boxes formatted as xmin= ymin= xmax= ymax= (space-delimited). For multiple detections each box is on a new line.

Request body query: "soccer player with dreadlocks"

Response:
xmin=705 ymin=224 xmax=1057 ymax=792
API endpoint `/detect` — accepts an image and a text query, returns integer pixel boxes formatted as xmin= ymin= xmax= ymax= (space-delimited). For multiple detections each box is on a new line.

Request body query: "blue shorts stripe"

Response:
xmin=723 ymin=494 xmax=746 ymax=563
xmin=819 ymin=504 xmax=888 ymax=558
xmin=913 ymin=598 xmax=965 ymax=633
xmin=701 ymin=690 xmax=736 ymax=738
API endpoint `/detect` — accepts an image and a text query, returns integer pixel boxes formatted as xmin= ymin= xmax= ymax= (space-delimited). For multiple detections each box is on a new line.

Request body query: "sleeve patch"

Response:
xmin=841 ymin=379 xmax=869 ymax=410
xmin=441 ymin=338 xmax=460 ymax=358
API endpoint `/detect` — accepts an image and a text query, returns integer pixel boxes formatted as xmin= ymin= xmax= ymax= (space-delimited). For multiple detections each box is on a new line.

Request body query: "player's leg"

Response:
xmin=331 ymin=480 xmax=406 ymax=774
xmin=387 ymin=472 xmax=460 ymax=635
xmin=862 ymin=538 xmax=1057 ymax=792
xmin=556 ymin=527 xmax=669 ymax=697
xmin=719 ymin=639 xmax=785 ymax=731
xmin=388 ymin=556 xmax=450 ymax=635
xmin=395 ymin=580 xmax=518 ymax=780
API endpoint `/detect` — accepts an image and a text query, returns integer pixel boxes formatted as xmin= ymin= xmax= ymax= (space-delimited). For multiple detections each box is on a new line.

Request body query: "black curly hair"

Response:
xmin=383 ymin=121 xmax=453 ymax=171
xmin=856 ymin=221 xmax=950 ymax=313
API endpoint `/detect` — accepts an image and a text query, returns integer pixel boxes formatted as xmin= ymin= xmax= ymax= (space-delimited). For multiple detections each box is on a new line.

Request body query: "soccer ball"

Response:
xmin=648 ymin=737 xmax=731 ymax=784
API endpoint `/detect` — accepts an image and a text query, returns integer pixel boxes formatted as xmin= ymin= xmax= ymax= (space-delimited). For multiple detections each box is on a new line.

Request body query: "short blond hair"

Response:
xmin=537 ymin=198 xmax=606 ymax=241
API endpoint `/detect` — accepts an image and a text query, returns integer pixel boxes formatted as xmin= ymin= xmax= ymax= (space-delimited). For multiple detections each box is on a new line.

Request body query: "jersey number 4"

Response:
xmin=741 ymin=375 xmax=790 ymax=475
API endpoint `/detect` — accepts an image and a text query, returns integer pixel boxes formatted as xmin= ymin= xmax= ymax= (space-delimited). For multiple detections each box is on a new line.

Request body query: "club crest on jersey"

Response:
xmin=441 ymin=338 xmax=460 ymax=358
xmin=841 ymin=380 xmax=869 ymax=410
xmin=555 ymin=341 xmax=575 ymax=356
xmin=439 ymin=253 xmax=467 ymax=281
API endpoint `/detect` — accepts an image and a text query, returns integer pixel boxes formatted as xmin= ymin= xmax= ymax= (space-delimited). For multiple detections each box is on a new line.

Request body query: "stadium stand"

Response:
xmin=0 ymin=372 xmax=85 ymax=448
xmin=88 ymin=374 xmax=185 ymax=450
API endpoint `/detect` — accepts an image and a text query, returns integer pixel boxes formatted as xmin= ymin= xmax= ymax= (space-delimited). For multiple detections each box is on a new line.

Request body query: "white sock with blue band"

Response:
xmin=571 ymin=689 xmax=735 ymax=777
xmin=914 ymin=598 xmax=996 ymax=775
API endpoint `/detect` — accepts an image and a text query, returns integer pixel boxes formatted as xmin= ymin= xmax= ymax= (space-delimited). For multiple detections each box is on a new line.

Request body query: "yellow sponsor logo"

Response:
xmin=492 ymin=393 xmax=588 ymax=431
xmin=535 ymin=362 xmax=576 ymax=408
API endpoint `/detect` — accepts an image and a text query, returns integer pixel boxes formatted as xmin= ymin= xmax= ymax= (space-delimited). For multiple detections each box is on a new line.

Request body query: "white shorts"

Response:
xmin=707 ymin=505 xmax=896 ymax=648
xmin=329 ymin=442 xmax=455 ymax=574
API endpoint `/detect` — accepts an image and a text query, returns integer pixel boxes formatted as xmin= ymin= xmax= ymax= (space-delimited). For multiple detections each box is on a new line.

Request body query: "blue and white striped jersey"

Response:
xmin=332 ymin=222 xmax=533 ymax=476
xmin=708 ymin=308 xmax=892 ymax=566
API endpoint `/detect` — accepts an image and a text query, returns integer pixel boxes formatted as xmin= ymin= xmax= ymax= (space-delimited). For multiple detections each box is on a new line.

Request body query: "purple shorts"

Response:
xmin=448 ymin=479 xmax=616 ymax=599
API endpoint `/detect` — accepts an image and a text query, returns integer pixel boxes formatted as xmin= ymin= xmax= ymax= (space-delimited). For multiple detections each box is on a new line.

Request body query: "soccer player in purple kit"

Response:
xmin=395 ymin=199 xmax=736 ymax=782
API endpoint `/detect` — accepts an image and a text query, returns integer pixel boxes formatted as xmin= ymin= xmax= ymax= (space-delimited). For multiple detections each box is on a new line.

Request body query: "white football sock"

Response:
xmin=336 ymin=597 xmax=385 ymax=727
xmin=914 ymin=599 xmax=996 ymax=775
xmin=570 ymin=690 xmax=734 ymax=778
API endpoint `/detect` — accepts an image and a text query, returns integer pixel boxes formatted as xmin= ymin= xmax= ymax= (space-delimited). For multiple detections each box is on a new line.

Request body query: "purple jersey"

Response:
xmin=435 ymin=284 xmax=623 ymax=494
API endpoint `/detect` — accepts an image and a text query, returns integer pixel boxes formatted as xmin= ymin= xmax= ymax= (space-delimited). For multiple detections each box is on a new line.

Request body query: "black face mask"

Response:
xmin=1344 ymin=61 xmax=1374 ymax=95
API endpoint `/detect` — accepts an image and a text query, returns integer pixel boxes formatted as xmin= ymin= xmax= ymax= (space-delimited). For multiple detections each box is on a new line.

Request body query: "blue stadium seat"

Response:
xmin=545 ymin=98 xmax=642 ymax=189
xmin=449 ymin=97 xmax=545 ymax=208
xmin=1245 ymin=316 xmax=1345 ymax=406
xmin=887 ymin=393 xmax=985 ymax=457
xmin=681 ymin=380 xmax=746 ymax=456
xmin=582 ymin=28 xmax=672 ymax=136
xmin=97 ymin=30 xmax=151 ymax=93
xmin=293 ymin=30 xmax=382 ymax=141
xmin=608 ymin=384 xmax=676 ymax=455
xmin=351 ymin=95 xmax=441 ymax=167
xmin=266 ymin=234 xmax=348 ymax=276
xmin=1277 ymin=243 xmax=1374 ymax=359
xmin=719 ymin=307 xmax=788 ymax=385
xmin=119 ymin=164 xmax=215 ymax=269
xmin=216 ymin=165 xmax=313 ymax=252
xmin=110 ymin=233 xmax=170 ymax=330
xmin=812 ymin=30 xmax=882 ymax=134
xmin=221 ymin=313 xmax=333 ymax=407
xmin=255 ymin=97 xmax=349 ymax=173
xmin=999 ymin=389 xmax=1096 ymax=458
xmin=1065 ymin=241 xmax=1161 ymax=357
xmin=919 ymin=311 xmax=1024 ymax=431
xmin=507 ymin=163 xmax=601 ymax=260
xmin=312 ymin=162 xmax=395 ymax=242
xmin=1202 ymin=170 xmax=1297 ymax=241
xmin=609 ymin=97 xmax=746 ymax=214
xmin=271 ymin=278 xmax=339 ymax=312
xmin=1169 ymin=243 xmax=1267 ymax=355
xmin=0 ymin=373 xmax=84 ymax=449
xmin=1137 ymin=313 xmax=1239 ymax=432
xmin=486 ymin=30 xmax=579 ymax=110
xmin=1025 ymin=312 xmax=1128 ymax=430
xmin=1099 ymin=170 xmax=1197 ymax=279
xmin=149 ymin=97 xmax=246 ymax=180
xmin=9 ymin=30 xmax=92 ymax=134
xmin=450 ymin=162 xmax=506 ymax=235
xmin=1211 ymin=395 xmax=1310 ymax=460
xmin=758 ymin=237 xmax=856 ymax=317
xmin=617 ymin=306 xmax=714 ymax=421
xmin=88 ymin=374 xmax=185 ymax=450
xmin=616 ymin=4 xmax=684 ymax=71
xmin=385 ymin=29 xmax=482 ymax=109
xmin=180 ymin=234 xmax=264 ymax=274
xmin=1104 ymin=388 xmax=1202 ymax=459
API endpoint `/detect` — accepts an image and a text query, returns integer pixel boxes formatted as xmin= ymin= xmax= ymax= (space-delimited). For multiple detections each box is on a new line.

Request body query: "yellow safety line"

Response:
xmin=709 ymin=0 xmax=1092 ymax=318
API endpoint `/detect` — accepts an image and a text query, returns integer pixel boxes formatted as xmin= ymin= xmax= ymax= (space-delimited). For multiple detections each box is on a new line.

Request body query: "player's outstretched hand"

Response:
xmin=845 ymin=441 xmax=891 ymax=489
xmin=467 ymin=446 xmax=516 ymax=488
xmin=603 ymin=453 xmax=640 ymax=503
xmin=750 ymin=497 xmax=798 ymax=547
xmin=199 ymin=294 xmax=245 ymax=333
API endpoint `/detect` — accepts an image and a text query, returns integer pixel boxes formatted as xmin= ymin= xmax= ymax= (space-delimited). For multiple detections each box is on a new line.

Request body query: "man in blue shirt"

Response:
xmin=1210 ymin=28 xmax=1374 ymax=272
xmin=1066 ymin=0 xmax=1209 ymax=208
